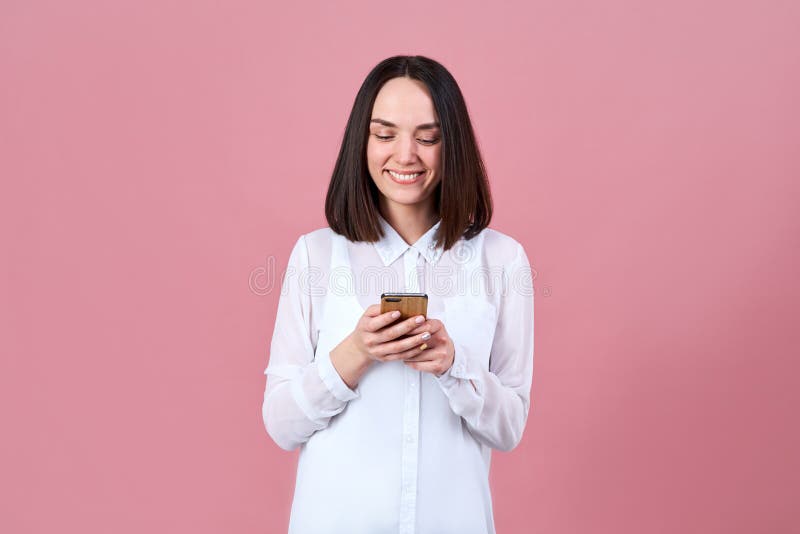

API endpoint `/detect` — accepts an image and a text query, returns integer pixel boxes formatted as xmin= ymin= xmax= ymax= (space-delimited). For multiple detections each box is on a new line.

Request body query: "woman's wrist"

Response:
xmin=330 ymin=335 xmax=373 ymax=390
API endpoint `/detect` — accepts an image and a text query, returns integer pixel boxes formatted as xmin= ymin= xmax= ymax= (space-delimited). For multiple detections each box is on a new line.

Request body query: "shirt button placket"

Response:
xmin=399 ymin=247 xmax=421 ymax=534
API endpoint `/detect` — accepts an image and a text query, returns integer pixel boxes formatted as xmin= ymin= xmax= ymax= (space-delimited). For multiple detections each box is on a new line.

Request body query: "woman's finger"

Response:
xmin=402 ymin=349 xmax=438 ymax=362
xmin=405 ymin=318 xmax=443 ymax=337
xmin=363 ymin=304 xmax=383 ymax=317
xmin=374 ymin=314 xmax=426 ymax=343
xmin=376 ymin=330 xmax=431 ymax=359
xmin=364 ymin=309 xmax=405 ymax=333
xmin=404 ymin=360 xmax=446 ymax=376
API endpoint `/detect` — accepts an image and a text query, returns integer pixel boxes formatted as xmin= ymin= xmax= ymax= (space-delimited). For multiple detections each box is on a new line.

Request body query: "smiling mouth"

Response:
xmin=385 ymin=169 xmax=425 ymax=183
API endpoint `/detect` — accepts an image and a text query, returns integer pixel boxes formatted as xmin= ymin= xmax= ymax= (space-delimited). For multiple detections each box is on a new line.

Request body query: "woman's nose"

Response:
xmin=394 ymin=135 xmax=418 ymax=163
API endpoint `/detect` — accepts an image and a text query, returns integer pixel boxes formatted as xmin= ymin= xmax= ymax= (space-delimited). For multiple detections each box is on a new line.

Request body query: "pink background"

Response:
xmin=2 ymin=0 xmax=798 ymax=532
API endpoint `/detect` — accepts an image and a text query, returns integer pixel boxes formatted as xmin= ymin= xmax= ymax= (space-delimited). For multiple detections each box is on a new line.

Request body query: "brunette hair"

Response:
xmin=324 ymin=55 xmax=492 ymax=251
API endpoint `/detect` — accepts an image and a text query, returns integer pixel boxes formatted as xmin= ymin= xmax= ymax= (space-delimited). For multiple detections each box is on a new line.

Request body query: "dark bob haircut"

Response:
xmin=325 ymin=55 xmax=493 ymax=252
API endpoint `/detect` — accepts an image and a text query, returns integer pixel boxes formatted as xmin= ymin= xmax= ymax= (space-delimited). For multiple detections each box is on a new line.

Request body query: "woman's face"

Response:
xmin=367 ymin=77 xmax=442 ymax=214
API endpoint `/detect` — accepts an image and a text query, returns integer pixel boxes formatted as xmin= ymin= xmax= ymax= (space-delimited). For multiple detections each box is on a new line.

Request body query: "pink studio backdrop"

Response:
xmin=2 ymin=1 xmax=798 ymax=532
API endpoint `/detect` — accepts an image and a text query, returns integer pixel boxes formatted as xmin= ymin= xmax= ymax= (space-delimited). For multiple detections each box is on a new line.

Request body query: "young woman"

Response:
xmin=262 ymin=55 xmax=534 ymax=534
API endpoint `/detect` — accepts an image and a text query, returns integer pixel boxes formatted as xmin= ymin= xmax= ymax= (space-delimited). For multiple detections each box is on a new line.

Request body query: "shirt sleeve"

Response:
xmin=261 ymin=234 xmax=360 ymax=452
xmin=435 ymin=242 xmax=535 ymax=452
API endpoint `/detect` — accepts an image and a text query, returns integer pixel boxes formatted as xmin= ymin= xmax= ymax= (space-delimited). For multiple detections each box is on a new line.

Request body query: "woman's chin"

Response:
xmin=383 ymin=191 xmax=435 ymax=207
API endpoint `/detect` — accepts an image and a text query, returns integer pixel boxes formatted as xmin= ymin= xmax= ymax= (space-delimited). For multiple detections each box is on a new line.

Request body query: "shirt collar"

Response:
xmin=374 ymin=212 xmax=443 ymax=266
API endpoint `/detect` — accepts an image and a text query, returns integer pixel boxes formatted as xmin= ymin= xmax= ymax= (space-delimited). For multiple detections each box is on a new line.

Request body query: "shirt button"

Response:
xmin=409 ymin=382 xmax=416 ymax=388
xmin=406 ymin=435 xmax=414 ymax=443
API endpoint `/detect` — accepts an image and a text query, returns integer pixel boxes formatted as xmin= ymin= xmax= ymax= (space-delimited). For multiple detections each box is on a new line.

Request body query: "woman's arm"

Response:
xmin=435 ymin=242 xmax=535 ymax=452
xmin=261 ymin=235 xmax=360 ymax=451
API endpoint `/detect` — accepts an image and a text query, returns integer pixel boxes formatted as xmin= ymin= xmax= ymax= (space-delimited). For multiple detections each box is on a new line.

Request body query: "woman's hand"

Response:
xmin=395 ymin=318 xmax=455 ymax=377
xmin=347 ymin=304 xmax=434 ymax=365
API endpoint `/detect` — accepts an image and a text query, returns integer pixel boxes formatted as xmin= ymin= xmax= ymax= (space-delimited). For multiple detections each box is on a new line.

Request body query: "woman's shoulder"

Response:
xmin=301 ymin=226 xmax=335 ymax=245
xmin=294 ymin=226 xmax=336 ymax=266
xmin=479 ymin=226 xmax=526 ymax=265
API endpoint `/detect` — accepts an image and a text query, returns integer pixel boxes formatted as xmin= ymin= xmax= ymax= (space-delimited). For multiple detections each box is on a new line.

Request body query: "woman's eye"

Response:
xmin=373 ymin=134 xmax=440 ymax=145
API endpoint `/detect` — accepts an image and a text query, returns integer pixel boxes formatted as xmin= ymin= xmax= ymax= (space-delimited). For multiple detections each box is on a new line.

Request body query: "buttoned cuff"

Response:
xmin=435 ymin=342 xmax=479 ymax=390
xmin=317 ymin=351 xmax=360 ymax=402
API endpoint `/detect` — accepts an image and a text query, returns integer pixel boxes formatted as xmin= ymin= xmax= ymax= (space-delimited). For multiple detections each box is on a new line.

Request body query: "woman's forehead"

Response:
xmin=371 ymin=78 xmax=438 ymax=127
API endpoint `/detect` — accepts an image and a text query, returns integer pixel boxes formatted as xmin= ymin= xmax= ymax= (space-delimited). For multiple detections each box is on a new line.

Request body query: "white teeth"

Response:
xmin=388 ymin=170 xmax=422 ymax=181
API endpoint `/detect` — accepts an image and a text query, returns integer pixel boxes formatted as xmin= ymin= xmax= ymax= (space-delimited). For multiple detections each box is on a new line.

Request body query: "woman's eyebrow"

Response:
xmin=370 ymin=118 xmax=441 ymax=130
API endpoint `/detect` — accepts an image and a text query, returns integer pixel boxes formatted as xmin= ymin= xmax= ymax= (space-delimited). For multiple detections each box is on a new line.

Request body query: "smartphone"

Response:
xmin=380 ymin=292 xmax=428 ymax=331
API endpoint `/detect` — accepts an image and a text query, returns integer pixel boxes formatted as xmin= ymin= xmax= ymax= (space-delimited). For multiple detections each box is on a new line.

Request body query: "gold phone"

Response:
xmin=380 ymin=293 xmax=428 ymax=339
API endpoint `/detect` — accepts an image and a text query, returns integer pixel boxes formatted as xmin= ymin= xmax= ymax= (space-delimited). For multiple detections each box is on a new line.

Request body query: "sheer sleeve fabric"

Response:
xmin=435 ymin=242 xmax=535 ymax=452
xmin=261 ymin=234 xmax=359 ymax=451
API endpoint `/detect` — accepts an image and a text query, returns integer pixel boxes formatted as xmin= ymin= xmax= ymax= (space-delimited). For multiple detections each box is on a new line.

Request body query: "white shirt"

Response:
xmin=262 ymin=213 xmax=534 ymax=534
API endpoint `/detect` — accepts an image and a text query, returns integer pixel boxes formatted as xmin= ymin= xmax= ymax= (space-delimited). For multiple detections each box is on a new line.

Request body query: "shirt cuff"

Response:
xmin=317 ymin=350 xmax=360 ymax=402
xmin=435 ymin=341 xmax=477 ymax=389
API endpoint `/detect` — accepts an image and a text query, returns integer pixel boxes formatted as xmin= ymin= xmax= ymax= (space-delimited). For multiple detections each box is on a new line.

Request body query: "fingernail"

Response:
xmin=419 ymin=343 xmax=427 ymax=350
xmin=392 ymin=311 xmax=401 ymax=318
xmin=421 ymin=332 xmax=431 ymax=340
xmin=415 ymin=316 xmax=425 ymax=324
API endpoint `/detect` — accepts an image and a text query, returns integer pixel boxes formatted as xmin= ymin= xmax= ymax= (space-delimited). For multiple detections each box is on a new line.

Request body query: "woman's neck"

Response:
xmin=378 ymin=201 xmax=440 ymax=246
